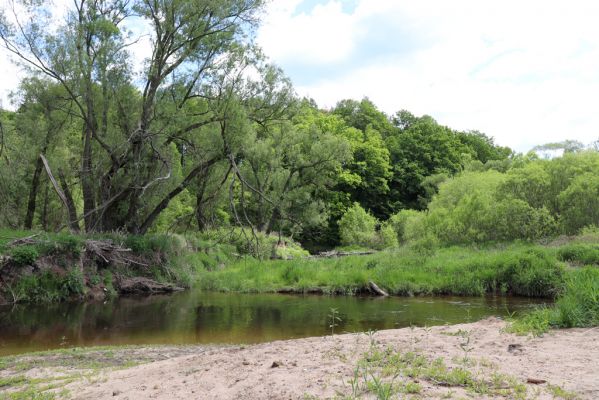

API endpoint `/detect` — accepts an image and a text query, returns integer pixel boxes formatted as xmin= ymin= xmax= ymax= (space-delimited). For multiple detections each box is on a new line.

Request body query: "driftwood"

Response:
xmin=368 ymin=281 xmax=389 ymax=297
xmin=117 ymin=277 xmax=183 ymax=295
xmin=8 ymin=234 xmax=40 ymax=246
xmin=39 ymin=154 xmax=81 ymax=232
xmin=313 ymin=250 xmax=376 ymax=259
xmin=84 ymin=240 xmax=146 ymax=266
xmin=7 ymin=237 xmax=147 ymax=268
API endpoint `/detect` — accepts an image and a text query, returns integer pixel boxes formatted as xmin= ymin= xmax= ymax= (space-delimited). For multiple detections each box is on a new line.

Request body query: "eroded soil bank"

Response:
xmin=1 ymin=317 xmax=597 ymax=399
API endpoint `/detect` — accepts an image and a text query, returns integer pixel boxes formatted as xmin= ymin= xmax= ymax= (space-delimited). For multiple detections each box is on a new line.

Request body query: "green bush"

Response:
xmin=558 ymin=173 xmax=599 ymax=234
xmin=388 ymin=210 xmax=422 ymax=243
xmin=557 ymin=244 xmax=599 ymax=265
xmin=339 ymin=203 xmax=378 ymax=248
xmin=494 ymin=249 xmax=565 ymax=298
xmin=9 ymin=246 xmax=39 ymax=266
xmin=338 ymin=203 xmax=396 ymax=250
xmin=13 ymin=269 xmax=86 ymax=303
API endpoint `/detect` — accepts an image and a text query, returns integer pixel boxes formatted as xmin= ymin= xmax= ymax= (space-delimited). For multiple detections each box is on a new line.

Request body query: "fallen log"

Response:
xmin=368 ymin=281 xmax=389 ymax=297
xmin=311 ymin=250 xmax=377 ymax=259
xmin=117 ymin=277 xmax=184 ymax=295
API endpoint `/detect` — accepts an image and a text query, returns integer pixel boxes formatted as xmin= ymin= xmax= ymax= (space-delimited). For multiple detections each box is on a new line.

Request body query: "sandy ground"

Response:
xmin=49 ymin=318 xmax=597 ymax=400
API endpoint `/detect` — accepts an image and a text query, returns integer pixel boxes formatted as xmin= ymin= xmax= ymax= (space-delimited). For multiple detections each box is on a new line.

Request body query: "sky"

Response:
xmin=1 ymin=0 xmax=599 ymax=152
xmin=256 ymin=0 xmax=599 ymax=151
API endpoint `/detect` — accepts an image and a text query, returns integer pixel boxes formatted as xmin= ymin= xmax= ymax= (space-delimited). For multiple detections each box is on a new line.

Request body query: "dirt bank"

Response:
xmin=0 ymin=318 xmax=599 ymax=400
xmin=1 ymin=318 xmax=597 ymax=399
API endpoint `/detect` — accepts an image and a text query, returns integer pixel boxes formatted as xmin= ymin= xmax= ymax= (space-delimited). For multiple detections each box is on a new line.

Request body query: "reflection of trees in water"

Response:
xmin=0 ymin=293 xmax=542 ymax=353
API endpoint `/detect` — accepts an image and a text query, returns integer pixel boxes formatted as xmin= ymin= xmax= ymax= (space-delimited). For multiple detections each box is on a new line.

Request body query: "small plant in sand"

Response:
xmin=328 ymin=307 xmax=342 ymax=336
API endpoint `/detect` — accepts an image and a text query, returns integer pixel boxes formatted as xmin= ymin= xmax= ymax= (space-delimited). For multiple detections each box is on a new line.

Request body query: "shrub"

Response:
xmin=557 ymin=244 xmax=599 ymax=265
xmin=495 ymin=249 xmax=565 ymax=298
xmin=10 ymin=246 xmax=39 ymax=266
xmin=558 ymin=173 xmax=599 ymax=234
xmin=13 ymin=269 xmax=86 ymax=303
xmin=338 ymin=203 xmax=378 ymax=248
xmin=377 ymin=222 xmax=398 ymax=249
xmin=388 ymin=210 xmax=422 ymax=244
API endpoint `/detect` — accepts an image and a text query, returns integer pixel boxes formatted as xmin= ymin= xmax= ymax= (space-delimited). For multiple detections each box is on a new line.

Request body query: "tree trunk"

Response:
xmin=138 ymin=157 xmax=219 ymax=234
xmin=58 ymin=169 xmax=80 ymax=232
xmin=41 ymin=182 xmax=49 ymax=231
xmin=24 ymin=156 xmax=45 ymax=229
xmin=81 ymin=125 xmax=96 ymax=232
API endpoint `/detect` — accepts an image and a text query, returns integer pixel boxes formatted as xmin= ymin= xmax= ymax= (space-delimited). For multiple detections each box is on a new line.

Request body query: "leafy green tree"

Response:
xmin=386 ymin=117 xmax=469 ymax=210
xmin=456 ymin=131 xmax=512 ymax=163
xmin=558 ymin=173 xmax=599 ymax=234
xmin=333 ymin=98 xmax=395 ymax=137
xmin=338 ymin=203 xmax=378 ymax=248
xmin=1 ymin=0 xmax=265 ymax=233
xmin=239 ymin=104 xmax=351 ymax=236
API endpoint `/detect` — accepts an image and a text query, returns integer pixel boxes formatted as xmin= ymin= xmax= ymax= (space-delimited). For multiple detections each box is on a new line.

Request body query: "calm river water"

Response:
xmin=0 ymin=291 xmax=546 ymax=356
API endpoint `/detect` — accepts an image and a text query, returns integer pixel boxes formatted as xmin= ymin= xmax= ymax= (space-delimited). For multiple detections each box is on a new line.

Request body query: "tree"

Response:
xmin=558 ymin=173 xmax=599 ymax=234
xmin=385 ymin=116 xmax=469 ymax=210
xmin=1 ymin=0 xmax=265 ymax=233
xmin=338 ymin=203 xmax=377 ymax=248
xmin=333 ymin=98 xmax=395 ymax=137
xmin=239 ymin=99 xmax=351 ymax=236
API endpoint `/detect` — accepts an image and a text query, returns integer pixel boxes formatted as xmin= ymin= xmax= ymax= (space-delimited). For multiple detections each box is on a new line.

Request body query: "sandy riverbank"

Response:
xmin=2 ymin=317 xmax=598 ymax=399
xmin=68 ymin=318 xmax=599 ymax=399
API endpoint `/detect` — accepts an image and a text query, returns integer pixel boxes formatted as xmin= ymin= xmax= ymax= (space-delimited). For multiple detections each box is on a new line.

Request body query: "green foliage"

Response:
xmin=557 ymin=244 xmax=599 ymax=265
xmin=13 ymin=269 xmax=86 ymax=303
xmin=558 ymin=173 xmax=599 ymax=234
xmin=512 ymin=266 xmax=599 ymax=334
xmin=338 ymin=203 xmax=378 ymax=249
xmin=554 ymin=267 xmax=599 ymax=328
xmin=388 ymin=210 xmax=425 ymax=244
xmin=124 ymin=235 xmax=177 ymax=256
xmin=9 ymin=246 xmax=39 ymax=266
xmin=197 ymin=243 xmax=565 ymax=298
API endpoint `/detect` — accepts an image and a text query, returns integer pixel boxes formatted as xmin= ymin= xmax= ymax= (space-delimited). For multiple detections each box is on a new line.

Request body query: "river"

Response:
xmin=0 ymin=291 xmax=546 ymax=356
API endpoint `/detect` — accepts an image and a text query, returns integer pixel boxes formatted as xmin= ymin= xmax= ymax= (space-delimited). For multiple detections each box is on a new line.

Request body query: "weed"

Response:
xmin=328 ymin=308 xmax=342 ymax=336
xmin=547 ymin=384 xmax=579 ymax=400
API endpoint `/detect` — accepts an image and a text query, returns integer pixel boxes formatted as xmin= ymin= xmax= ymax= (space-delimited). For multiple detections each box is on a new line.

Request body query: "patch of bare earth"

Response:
xmin=7 ymin=318 xmax=599 ymax=399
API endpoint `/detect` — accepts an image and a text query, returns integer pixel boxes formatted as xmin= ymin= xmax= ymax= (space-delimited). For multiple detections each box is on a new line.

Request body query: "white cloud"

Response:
xmin=257 ymin=0 xmax=599 ymax=151
xmin=257 ymin=0 xmax=357 ymax=65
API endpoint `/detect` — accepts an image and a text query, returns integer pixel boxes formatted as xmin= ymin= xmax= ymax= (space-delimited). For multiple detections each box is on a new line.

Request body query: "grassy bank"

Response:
xmin=197 ymin=243 xmax=570 ymax=298
xmin=0 ymin=227 xmax=311 ymax=304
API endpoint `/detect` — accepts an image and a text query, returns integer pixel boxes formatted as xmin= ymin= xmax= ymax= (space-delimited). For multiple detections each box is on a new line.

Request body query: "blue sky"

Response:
xmin=1 ymin=0 xmax=598 ymax=152
xmin=256 ymin=0 xmax=599 ymax=151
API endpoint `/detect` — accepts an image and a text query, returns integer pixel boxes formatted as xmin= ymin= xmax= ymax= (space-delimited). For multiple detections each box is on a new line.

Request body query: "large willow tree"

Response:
xmin=0 ymin=0 xmax=279 ymax=233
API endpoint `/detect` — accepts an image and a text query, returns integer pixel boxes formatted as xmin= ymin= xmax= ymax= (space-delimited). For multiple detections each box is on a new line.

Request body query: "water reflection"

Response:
xmin=0 ymin=292 xmax=546 ymax=356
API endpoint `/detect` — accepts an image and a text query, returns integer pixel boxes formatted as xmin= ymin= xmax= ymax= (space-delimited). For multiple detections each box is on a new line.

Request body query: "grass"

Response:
xmin=342 ymin=339 xmax=536 ymax=399
xmin=557 ymin=243 xmax=599 ymax=265
xmin=197 ymin=243 xmax=566 ymax=298
xmin=510 ymin=266 xmax=599 ymax=334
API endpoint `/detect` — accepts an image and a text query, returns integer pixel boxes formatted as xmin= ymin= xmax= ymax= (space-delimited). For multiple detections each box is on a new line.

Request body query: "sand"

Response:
xmin=61 ymin=317 xmax=599 ymax=400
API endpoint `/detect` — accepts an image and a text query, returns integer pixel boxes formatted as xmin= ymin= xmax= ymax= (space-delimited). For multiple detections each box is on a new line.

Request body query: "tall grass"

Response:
xmin=511 ymin=266 xmax=599 ymax=334
xmin=196 ymin=244 xmax=566 ymax=298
